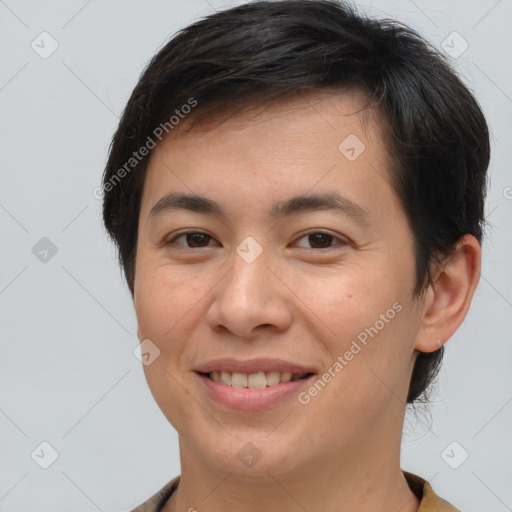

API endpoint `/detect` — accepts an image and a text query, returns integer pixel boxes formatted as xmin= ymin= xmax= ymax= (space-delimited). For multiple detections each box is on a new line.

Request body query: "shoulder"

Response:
xmin=404 ymin=471 xmax=460 ymax=512
xmin=129 ymin=476 xmax=180 ymax=512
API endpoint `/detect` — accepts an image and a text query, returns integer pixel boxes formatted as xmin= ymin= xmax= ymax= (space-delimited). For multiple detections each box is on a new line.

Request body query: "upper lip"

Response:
xmin=195 ymin=358 xmax=317 ymax=375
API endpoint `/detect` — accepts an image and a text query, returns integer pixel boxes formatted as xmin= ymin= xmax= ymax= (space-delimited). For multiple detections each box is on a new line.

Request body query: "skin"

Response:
xmin=133 ymin=89 xmax=481 ymax=512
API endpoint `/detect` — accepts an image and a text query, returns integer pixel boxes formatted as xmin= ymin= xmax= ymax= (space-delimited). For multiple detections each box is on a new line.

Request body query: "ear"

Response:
xmin=415 ymin=234 xmax=481 ymax=353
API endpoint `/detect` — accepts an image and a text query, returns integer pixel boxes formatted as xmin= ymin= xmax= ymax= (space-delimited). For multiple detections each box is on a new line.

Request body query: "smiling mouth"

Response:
xmin=199 ymin=371 xmax=315 ymax=389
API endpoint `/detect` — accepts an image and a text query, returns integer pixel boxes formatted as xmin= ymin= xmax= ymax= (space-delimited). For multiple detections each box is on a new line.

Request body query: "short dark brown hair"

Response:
xmin=102 ymin=0 xmax=489 ymax=403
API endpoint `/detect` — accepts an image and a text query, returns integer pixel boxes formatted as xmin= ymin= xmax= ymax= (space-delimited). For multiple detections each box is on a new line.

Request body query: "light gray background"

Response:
xmin=1 ymin=0 xmax=511 ymax=511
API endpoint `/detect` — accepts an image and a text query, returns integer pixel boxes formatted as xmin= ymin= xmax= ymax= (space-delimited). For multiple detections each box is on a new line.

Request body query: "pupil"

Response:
xmin=187 ymin=233 xmax=208 ymax=247
xmin=309 ymin=233 xmax=332 ymax=248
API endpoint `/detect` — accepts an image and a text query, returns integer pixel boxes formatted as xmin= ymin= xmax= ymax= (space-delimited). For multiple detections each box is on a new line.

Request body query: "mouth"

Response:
xmin=198 ymin=370 xmax=315 ymax=389
xmin=194 ymin=358 xmax=317 ymax=410
xmin=196 ymin=367 xmax=317 ymax=411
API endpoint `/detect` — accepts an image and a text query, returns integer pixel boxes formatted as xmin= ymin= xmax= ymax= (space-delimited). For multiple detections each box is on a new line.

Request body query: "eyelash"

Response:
xmin=165 ymin=230 xmax=348 ymax=250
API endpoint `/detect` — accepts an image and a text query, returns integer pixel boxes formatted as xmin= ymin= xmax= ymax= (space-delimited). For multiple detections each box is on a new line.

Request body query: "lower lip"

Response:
xmin=197 ymin=373 xmax=315 ymax=411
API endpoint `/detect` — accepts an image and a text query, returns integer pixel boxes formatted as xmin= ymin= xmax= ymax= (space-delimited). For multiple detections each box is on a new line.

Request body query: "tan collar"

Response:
xmin=403 ymin=472 xmax=460 ymax=511
xmin=131 ymin=471 xmax=460 ymax=512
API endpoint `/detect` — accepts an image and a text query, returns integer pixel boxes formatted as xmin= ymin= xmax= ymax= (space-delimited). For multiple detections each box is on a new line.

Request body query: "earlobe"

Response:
xmin=414 ymin=235 xmax=481 ymax=353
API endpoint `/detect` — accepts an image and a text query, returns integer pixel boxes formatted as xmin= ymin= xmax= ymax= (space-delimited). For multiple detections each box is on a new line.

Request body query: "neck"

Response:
xmin=163 ymin=433 xmax=419 ymax=512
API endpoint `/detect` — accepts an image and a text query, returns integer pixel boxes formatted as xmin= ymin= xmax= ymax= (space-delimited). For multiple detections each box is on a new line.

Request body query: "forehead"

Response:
xmin=141 ymin=89 xmax=394 ymax=217
xmin=167 ymin=89 xmax=381 ymax=155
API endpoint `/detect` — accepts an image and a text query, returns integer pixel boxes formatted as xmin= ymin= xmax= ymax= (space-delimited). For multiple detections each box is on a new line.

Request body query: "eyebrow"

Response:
xmin=148 ymin=191 xmax=371 ymax=224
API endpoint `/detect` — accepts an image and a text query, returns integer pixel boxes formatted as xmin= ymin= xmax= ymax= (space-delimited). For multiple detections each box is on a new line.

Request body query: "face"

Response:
xmin=134 ymin=90 xmax=425 ymax=480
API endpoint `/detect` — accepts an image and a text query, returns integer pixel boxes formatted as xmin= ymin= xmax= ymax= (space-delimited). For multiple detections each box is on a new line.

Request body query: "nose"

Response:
xmin=206 ymin=250 xmax=293 ymax=338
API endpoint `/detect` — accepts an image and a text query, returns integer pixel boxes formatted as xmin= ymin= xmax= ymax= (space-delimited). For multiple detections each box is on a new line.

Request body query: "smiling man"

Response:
xmin=102 ymin=1 xmax=489 ymax=511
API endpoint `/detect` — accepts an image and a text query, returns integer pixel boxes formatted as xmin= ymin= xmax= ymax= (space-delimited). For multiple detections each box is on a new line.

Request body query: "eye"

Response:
xmin=166 ymin=231 xmax=219 ymax=248
xmin=293 ymin=231 xmax=347 ymax=249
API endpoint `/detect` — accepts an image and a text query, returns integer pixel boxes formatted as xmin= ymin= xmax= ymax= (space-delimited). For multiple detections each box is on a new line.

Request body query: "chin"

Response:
xmin=185 ymin=427 xmax=309 ymax=480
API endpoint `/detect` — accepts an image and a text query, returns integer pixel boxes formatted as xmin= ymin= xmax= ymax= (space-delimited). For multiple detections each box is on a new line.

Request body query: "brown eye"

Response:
xmin=308 ymin=233 xmax=334 ymax=248
xmin=168 ymin=232 xmax=216 ymax=247
xmin=185 ymin=233 xmax=211 ymax=247
xmin=294 ymin=231 xmax=345 ymax=249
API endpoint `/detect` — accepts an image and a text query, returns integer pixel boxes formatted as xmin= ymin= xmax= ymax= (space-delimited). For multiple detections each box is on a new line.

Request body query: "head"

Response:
xmin=102 ymin=0 xmax=488 ymax=476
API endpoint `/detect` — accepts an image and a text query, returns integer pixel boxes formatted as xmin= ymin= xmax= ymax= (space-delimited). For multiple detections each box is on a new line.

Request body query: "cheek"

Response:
xmin=134 ymin=263 xmax=206 ymax=341
xmin=133 ymin=265 xmax=207 ymax=431
xmin=290 ymin=263 xmax=415 ymax=405
xmin=287 ymin=261 xmax=400 ymax=345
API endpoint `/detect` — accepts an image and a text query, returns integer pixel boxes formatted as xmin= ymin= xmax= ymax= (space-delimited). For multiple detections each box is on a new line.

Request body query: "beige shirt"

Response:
xmin=130 ymin=471 xmax=459 ymax=511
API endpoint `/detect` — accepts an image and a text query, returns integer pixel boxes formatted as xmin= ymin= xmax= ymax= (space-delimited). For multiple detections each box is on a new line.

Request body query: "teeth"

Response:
xmin=208 ymin=370 xmax=307 ymax=388
xmin=220 ymin=371 xmax=232 ymax=386
xmin=281 ymin=372 xmax=292 ymax=383
xmin=248 ymin=371 xmax=266 ymax=389
xmin=265 ymin=371 xmax=281 ymax=386
xmin=231 ymin=372 xmax=247 ymax=388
